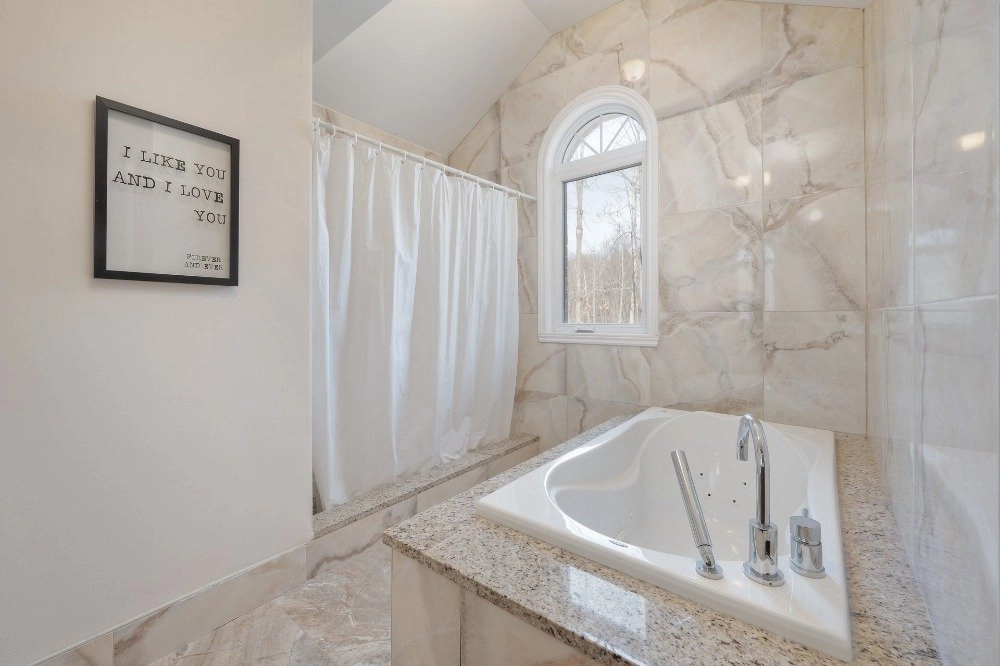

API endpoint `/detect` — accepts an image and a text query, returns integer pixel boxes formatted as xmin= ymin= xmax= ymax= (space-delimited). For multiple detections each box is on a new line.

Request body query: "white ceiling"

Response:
xmin=312 ymin=0 xmax=873 ymax=156
xmin=312 ymin=0 xmax=620 ymax=155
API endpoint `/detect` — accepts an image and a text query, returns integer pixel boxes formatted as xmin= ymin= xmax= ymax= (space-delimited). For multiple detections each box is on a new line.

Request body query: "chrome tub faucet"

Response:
xmin=737 ymin=414 xmax=784 ymax=586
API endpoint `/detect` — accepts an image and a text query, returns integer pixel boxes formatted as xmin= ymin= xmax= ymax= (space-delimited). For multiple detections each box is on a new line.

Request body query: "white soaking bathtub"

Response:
xmin=476 ymin=408 xmax=852 ymax=661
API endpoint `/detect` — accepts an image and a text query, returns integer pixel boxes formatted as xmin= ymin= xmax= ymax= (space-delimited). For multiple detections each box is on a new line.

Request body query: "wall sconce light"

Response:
xmin=621 ymin=59 xmax=646 ymax=83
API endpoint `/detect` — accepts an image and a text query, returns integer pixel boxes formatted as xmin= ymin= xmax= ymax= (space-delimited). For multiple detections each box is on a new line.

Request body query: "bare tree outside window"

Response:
xmin=560 ymin=112 xmax=645 ymax=326
xmin=564 ymin=165 xmax=643 ymax=324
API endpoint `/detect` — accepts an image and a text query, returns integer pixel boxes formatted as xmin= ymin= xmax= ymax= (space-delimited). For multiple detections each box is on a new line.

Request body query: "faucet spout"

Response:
xmin=736 ymin=414 xmax=784 ymax=586
xmin=737 ymin=415 xmax=770 ymax=527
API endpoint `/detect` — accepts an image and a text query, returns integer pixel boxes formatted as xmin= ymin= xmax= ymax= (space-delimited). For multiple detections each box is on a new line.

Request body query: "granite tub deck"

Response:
xmin=384 ymin=414 xmax=941 ymax=665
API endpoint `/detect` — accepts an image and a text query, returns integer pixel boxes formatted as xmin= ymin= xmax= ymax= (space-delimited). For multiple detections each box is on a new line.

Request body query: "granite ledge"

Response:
xmin=313 ymin=433 xmax=538 ymax=539
xmin=384 ymin=413 xmax=940 ymax=665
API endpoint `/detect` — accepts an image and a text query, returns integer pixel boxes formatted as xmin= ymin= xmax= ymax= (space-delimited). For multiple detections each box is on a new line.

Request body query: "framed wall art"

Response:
xmin=94 ymin=96 xmax=239 ymax=285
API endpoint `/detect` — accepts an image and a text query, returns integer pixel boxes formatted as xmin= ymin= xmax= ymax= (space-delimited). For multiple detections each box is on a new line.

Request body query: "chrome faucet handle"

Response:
xmin=789 ymin=509 xmax=825 ymax=578
xmin=737 ymin=414 xmax=784 ymax=587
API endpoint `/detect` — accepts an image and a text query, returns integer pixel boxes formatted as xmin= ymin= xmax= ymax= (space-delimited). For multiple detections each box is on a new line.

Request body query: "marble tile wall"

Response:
xmin=449 ymin=0 xmax=868 ymax=443
xmin=864 ymin=1 xmax=1000 ymax=663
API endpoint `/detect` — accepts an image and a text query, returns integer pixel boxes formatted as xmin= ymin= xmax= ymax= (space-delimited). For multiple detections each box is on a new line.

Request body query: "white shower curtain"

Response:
xmin=312 ymin=130 xmax=519 ymax=510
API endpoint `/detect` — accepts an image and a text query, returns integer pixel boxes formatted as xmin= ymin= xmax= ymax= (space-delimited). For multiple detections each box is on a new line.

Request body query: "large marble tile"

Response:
xmin=863 ymin=0 xmax=884 ymax=64
xmin=565 ymin=32 xmax=651 ymax=99
xmin=391 ymin=551 xmax=460 ymax=665
xmin=648 ymin=0 xmax=761 ymax=120
xmin=448 ymin=104 xmax=501 ymax=183
xmin=516 ymin=314 xmax=566 ymax=394
xmin=563 ymin=0 xmax=648 ymax=64
xmin=867 ymin=179 xmax=913 ymax=309
xmin=516 ymin=235 xmax=538 ymax=314
xmin=880 ymin=50 xmax=913 ymax=186
xmin=913 ymin=170 xmax=999 ymax=303
xmin=882 ymin=0 xmax=916 ymax=55
xmin=306 ymin=498 xmax=416 ymax=580
xmin=499 ymin=69 xmax=568 ymax=167
xmin=915 ymin=297 xmax=999 ymax=454
xmin=658 ymin=94 xmax=763 ymax=215
xmin=460 ymin=588 xmax=599 ymax=665
xmin=565 ymin=395 xmax=640 ymax=439
xmin=764 ymin=187 xmax=866 ymax=311
xmin=912 ymin=0 xmax=999 ymax=45
xmin=883 ymin=307 xmax=918 ymax=558
xmin=645 ymin=0 xmax=714 ymax=28
xmin=763 ymin=311 xmax=866 ymax=433
xmin=39 ymin=634 xmax=112 ymax=666
xmin=916 ymin=442 xmax=999 ymax=666
xmin=912 ymin=27 xmax=999 ymax=178
xmin=866 ymin=309 xmax=887 ymax=448
xmin=113 ymin=547 xmax=306 ymax=665
xmin=863 ymin=49 xmax=885 ymax=184
xmin=565 ymin=344 xmax=651 ymax=405
xmin=658 ymin=203 xmax=763 ymax=312
xmin=648 ymin=312 xmax=762 ymax=414
xmin=762 ymin=4 xmax=863 ymax=89
xmin=513 ymin=34 xmax=568 ymax=89
xmin=511 ymin=390 xmax=570 ymax=451
xmin=762 ymin=66 xmax=864 ymax=201
xmin=500 ymin=159 xmax=538 ymax=238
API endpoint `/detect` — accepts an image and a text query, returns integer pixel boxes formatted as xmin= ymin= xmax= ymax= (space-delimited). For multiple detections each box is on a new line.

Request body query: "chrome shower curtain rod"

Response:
xmin=312 ymin=118 xmax=536 ymax=202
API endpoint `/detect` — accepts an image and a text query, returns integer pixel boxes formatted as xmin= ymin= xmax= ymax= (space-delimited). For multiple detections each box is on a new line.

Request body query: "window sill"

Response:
xmin=537 ymin=332 xmax=660 ymax=347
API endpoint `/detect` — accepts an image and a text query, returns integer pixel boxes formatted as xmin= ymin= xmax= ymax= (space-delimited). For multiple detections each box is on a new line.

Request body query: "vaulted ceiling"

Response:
xmin=312 ymin=0 xmax=872 ymax=156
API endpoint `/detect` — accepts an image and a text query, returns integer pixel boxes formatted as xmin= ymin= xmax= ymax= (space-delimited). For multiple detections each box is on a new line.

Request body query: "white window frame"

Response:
xmin=537 ymin=86 xmax=659 ymax=347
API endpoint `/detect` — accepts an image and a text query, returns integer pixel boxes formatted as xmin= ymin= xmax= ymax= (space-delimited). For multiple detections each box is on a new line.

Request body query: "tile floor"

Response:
xmin=151 ymin=543 xmax=392 ymax=665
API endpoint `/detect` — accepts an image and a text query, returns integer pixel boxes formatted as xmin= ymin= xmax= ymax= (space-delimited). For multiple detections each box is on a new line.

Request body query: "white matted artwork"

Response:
xmin=94 ymin=96 xmax=239 ymax=285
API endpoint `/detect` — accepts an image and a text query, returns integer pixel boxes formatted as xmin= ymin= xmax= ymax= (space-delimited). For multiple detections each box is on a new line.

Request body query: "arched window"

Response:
xmin=537 ymin=86 xmax=659 ymax=346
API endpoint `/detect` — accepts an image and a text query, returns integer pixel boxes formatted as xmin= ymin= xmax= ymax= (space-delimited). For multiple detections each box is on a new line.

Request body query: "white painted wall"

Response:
xmin=0 ymin=2 xmax=313 ymax=664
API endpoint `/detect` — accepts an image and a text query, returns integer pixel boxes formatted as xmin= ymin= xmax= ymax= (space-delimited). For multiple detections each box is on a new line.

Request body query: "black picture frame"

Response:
xmin=94 ymin=96 xmax=239 ymax=286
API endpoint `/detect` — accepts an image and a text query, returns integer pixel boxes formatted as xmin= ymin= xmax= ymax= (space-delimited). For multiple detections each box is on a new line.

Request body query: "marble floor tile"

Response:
xmin=649 ymin=0 xmax=762 ymax=120
xmin=113 ymin=548 xmax=306 ymax=666
xmin=762 ymin=4 xmax=863 ymax=89
xmin=658 ymin=203 xmax=763 ymax=312
xmin=763 ymin=65 xmax=864 ymax=200
xmin=152 ymin=543 xmax=394 ymax=666
xmin=764 ymin=187 xmax=866 ymax=311
xmin=658 ymin=94 xmax=763 ymax=215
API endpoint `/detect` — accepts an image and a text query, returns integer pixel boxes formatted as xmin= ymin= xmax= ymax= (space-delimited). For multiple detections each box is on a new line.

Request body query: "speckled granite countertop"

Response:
xmin=384 ymin=414 xmax=941 ymax=665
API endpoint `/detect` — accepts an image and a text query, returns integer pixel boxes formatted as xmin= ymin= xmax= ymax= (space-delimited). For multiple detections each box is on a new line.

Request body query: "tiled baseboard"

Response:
xmin=36 ymin=434 xmax=539 ymax=666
